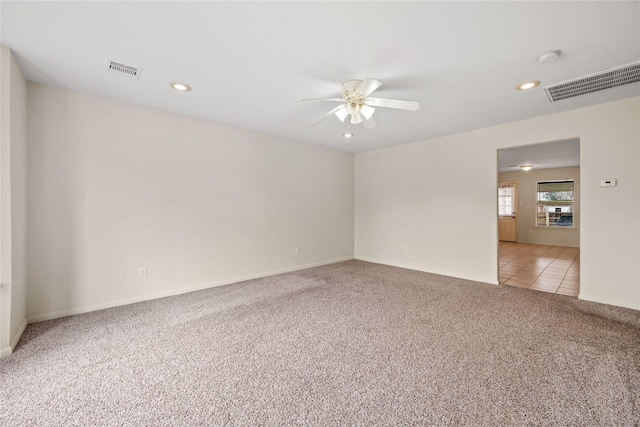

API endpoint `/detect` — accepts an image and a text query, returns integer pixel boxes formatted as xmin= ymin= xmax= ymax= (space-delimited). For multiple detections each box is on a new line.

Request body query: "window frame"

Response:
xmin=535 ymin=179 xmax=575 ymax=228
xmin=498 ymin=182 xmax=517 ymax=218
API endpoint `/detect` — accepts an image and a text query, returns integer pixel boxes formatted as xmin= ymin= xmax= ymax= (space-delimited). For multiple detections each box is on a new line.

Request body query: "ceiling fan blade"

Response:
xmin=363 ymin=116 xmax=377 ymax=129
xmin=312 ymin=105 xmax=348 ymax=125
xmin=297 ymin=97 xmax=344 ymax=102
xmin=355 ymin=78 xmax=383 ymax=98
xmin=364 ymin=97 xmax=420 ymax=111
xmin=335 ymin=105 xmax=348 ymax=122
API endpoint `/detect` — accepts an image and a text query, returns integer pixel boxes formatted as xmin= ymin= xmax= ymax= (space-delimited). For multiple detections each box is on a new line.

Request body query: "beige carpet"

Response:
xmin=1 ymin=260 xmax=639 ymax=425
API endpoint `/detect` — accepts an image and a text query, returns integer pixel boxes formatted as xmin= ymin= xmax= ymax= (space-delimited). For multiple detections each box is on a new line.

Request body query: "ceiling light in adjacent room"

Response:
xmin=520 ymin=164 xmax=533 ymax=172
xmin=516 ymin=81 xmax=541 ymax=91
xmin=170 ymin=82 xmax=191 ymax=92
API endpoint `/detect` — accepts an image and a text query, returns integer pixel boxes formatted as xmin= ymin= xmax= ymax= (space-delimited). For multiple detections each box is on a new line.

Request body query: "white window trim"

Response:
xmin=535 ymin=179 xmax=576 ymax=229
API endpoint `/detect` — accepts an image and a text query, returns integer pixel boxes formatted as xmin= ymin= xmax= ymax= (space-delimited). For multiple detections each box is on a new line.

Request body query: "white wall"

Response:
xmin=27 ymin=83 xmax=354 ymax=321
xmin=499 ymin=166 xmax=580 ymax=247
xmin=355 ymin=97 xmax=640 ymax=310
xmin=0 ymin=45 xmax=28 ymax=358
xmin=18 ymin=83 xmax=640 ymax=325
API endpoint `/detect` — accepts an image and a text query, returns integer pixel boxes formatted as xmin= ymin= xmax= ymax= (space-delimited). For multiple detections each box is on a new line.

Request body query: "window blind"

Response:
xmin=537 ymin=181 xmax=573 ymax=193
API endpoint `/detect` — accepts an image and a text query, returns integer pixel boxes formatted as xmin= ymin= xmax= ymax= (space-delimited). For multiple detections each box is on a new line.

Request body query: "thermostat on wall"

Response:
xmin=601 ymin=179 xmax=617 ymax=187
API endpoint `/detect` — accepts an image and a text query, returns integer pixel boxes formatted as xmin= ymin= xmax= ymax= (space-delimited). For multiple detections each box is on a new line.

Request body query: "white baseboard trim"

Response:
xmin=578 ymin=292 xmax=640 ymax=311
xmin=355 ymin=257 xmax=500 ymax=285
xmin=0 ymin=318 xmax=28 ymax=359
xmin=28 ymin=256 xmax=354 ymax=324
xmin=11 ymin=318 xmax=28 ymax=349
xmin=0 ymin=346 xmax=12 ymax=359
xmin=517 ymin=239 xmax=580 ymax=248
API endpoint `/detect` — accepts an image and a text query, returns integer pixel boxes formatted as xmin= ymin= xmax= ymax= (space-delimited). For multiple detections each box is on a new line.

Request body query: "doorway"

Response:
xmin=496 ymin=139 xmax=581 ymax=296
xmin=498 ymin=182 xmax=517 ymax=242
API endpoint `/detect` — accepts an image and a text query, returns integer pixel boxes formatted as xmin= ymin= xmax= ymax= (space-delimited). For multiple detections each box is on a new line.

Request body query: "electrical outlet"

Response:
xmin=138 ymin=267 xmax=147 ymax=278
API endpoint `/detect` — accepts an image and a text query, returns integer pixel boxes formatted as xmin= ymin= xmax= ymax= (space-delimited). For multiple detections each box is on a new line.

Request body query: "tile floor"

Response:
xmin=499 ymin=242 xmax=579 ymax=297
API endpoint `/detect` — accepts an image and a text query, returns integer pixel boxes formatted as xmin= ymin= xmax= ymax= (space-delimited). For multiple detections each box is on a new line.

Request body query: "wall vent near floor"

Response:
xmin=544 ymin=61 xmax=640 ymax=102
xmin=105 ymin=60 xmax=142 ymax=80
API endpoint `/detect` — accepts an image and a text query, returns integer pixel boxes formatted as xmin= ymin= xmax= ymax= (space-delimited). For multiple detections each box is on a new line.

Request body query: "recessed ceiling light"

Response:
xmin=342 ymin=132 xmax=354 ymax=138
xmin=516 ymin=80 xmax=541 ymax=91
xmin=170 ymin=82 xmax=191 ymax=92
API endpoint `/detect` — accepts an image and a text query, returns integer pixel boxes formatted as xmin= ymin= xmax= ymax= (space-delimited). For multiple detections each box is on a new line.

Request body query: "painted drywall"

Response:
xmin=27 ymin=83 xmax=354 ymax=321
xmin=355 ymin=97 xmax=640 ymax=310
xmin=499 ymin=166 xmax=580 ymax=247
xmin=0 ymin=45 xmax=28 ymax=358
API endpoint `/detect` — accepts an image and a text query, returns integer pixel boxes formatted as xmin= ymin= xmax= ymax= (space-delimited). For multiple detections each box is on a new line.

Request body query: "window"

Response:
xmin=498 ymin=183 xmax=516 ymax=217
xmin=536 ymin=180 xmax=574 ymax=227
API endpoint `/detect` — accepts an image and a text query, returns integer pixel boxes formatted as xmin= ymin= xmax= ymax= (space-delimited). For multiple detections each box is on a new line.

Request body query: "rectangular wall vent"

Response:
xmin=106 ymin=60 xmax=142 ymax=80
xmin=544 ymin=61 xmax=640 ymax=102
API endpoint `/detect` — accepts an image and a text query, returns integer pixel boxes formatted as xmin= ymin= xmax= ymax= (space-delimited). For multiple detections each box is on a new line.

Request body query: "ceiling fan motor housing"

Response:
xmin=341 ymin=80 xmax=363 ymax=98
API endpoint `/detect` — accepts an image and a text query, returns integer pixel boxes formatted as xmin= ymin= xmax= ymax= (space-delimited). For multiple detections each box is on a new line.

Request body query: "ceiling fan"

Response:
xmin=298 ymin=78 xmax=420 ymax=129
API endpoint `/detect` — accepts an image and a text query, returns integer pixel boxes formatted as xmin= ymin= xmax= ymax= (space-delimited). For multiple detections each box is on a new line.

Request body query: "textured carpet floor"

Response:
xmin=1 ymin=260 xmax=639 ymax=426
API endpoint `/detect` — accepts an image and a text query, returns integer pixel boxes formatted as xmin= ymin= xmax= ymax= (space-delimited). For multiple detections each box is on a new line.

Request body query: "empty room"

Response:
xmin=1 ymin=1 xmax=639 ymax=425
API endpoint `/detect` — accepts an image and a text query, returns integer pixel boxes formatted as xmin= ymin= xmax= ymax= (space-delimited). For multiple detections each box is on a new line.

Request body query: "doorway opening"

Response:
xmin=496 ymin=139 xmax=581 ymax=297
xmin=498 ymin=182 xmax=517 ymax=242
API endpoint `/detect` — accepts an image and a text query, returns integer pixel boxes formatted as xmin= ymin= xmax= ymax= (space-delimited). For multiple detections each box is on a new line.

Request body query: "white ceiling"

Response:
xmin=1 ymin=1 xmax=639 ymax=154
xmin=497 ymin=138 xmax=580 ymax=174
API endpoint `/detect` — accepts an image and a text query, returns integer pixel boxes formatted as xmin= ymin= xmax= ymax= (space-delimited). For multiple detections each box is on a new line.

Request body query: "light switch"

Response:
xmin=600 ymin=179 xmax=617 ymax=187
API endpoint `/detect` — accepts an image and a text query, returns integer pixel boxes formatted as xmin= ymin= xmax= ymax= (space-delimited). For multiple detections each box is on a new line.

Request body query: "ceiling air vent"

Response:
xmin=544 ymin=61 xmax=640 ymax=102
xmin=106 ymin=59 xmax=142 ymax=80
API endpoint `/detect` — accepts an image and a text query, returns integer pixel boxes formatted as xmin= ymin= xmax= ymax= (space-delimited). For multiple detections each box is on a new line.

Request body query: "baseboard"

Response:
xmin=516 ymin=240 xmax=580 ymax=248
xmin=0 ymin=346 xmax=12 ymax=358
xmin=578 ymin=292 xmax=640 ymax=311
xmin=28 ymin=256 xmax=354 ymax=324
xmin=0 ymin=318 xmax=28 ymax=359
xmin=354 ymin=257 xmax=500 ymax=285
xmin=11 ymin=318 xmax=28 ymax=349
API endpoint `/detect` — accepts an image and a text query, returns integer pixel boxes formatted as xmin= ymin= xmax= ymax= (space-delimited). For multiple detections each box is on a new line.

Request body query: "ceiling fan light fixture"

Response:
xmin=347 ymin=100 xmax=360 ymax=115
xmin=520 ymin=164 xmax=533 ymax=172
xmin=335 ymin=107 xmax=349 ymax=122
xmin=360 ymin=104 xmax=375 ymax=120
xmin=299 ymin=77 xmax=419 ymax=128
